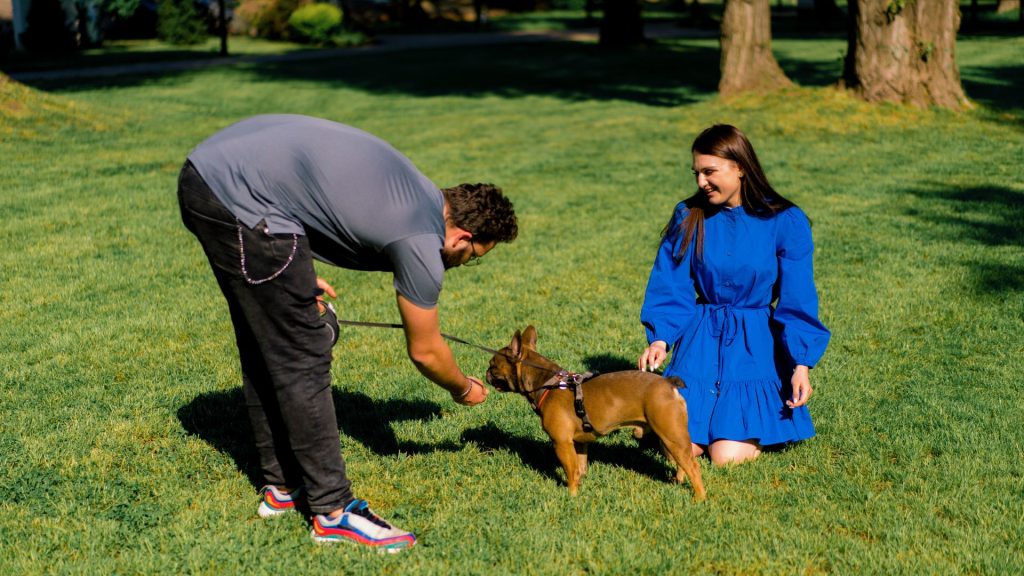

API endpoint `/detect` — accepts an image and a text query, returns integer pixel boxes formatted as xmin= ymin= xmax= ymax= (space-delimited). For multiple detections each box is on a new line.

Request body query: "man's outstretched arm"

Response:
xmin=396 ymin=293 xmax=488 ymax=406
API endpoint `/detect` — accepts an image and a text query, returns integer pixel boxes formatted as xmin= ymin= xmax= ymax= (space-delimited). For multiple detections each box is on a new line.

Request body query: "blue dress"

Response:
xmin=641 ymin=202 xmax=830 ymax=446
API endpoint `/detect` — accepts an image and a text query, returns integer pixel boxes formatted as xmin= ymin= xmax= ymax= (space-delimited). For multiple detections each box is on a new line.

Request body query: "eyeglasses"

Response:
xmin=464 ymin=239 xmax=483 ymax=267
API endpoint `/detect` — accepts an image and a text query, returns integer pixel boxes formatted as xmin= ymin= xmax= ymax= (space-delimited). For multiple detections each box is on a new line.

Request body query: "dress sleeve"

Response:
xmin=774 ymin=207 xmax=830 ymax=367
xmin=640 ymin=204 xmax=697 ymax=346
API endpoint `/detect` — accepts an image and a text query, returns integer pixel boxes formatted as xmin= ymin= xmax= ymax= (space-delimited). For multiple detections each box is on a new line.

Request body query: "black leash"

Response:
xmin=337 ymin=319 xmax=503 ymax=356
xmin=337 ymin=318 xmax=557 ymax=373
xmin=339 ymin=318 xmax=596 ymax=431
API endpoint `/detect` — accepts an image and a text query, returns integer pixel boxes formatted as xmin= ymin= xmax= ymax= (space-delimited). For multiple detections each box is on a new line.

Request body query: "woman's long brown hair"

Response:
xmin=667 ymin=124 xmax=795 ymax=260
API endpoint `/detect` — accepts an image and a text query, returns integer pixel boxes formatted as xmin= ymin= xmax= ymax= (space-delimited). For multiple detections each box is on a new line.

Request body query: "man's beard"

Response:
xmin=441 ymin=248 xmax=461 ymax=270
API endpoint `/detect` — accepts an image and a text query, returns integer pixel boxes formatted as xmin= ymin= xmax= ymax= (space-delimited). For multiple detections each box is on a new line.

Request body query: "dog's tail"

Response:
xmin=666 ymin=376 xmax=687 ymax=390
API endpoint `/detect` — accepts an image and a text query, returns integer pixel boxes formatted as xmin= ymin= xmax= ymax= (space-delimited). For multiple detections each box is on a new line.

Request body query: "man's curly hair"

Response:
xmin=442 ymin=183 xmax=518 ymax=244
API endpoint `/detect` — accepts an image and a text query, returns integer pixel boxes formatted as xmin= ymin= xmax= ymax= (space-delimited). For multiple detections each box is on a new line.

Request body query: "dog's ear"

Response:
xmin=509 ymin=330 xmax=522 ymax=358
xmin=521 ymin=325 xmax=538 ymax=350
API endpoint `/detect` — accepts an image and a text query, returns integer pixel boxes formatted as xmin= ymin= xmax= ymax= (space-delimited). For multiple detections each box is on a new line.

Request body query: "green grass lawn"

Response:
xmin=1 ymin=31 xmax=1022 ymax=574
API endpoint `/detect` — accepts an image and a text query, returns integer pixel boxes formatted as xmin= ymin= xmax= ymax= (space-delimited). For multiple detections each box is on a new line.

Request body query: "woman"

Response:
xmin=637 ymin=124 xmax=830 ymax=466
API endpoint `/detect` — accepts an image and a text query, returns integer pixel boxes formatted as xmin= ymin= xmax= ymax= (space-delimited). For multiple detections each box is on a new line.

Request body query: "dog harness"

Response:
xmin=531 ymin=370 xmax=598 ymax=433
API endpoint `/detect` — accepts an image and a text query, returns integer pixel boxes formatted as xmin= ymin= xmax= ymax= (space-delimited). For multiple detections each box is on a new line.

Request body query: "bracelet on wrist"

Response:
xmin=453 ymin=379 xmax=474 ymax=401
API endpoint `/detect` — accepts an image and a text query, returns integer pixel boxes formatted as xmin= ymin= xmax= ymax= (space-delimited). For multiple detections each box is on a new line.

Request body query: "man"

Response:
xmin=177 ymin=114 xmax=518 ymax=553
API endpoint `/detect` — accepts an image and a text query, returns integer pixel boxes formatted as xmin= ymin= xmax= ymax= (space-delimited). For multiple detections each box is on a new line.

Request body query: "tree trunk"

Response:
xmin=996 ymin=0 xmax=1019 ymax=13
xmin=218 ymin=0 xmax=229 ymax=56
xmin=599 ymin=0 xmax=645 ymax=48
xmin=842 ymin=0 xmax=969 ymax=110
xmin=473 ymin=0 xmax=488 ymax=26
xmin=719 ymin=0 xmax=792 ymax=96
xmin=584 ymin=0 xmax=597 ymax=24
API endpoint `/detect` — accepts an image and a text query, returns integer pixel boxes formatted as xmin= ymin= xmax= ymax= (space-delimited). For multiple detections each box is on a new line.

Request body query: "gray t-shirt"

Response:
xmin=188 ymin=114 xmax=445 ymax=308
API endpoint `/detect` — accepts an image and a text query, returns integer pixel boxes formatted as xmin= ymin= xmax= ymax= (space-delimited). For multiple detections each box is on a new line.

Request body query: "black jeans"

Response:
xmin=177 ymin=161 xmax=352 ymax=514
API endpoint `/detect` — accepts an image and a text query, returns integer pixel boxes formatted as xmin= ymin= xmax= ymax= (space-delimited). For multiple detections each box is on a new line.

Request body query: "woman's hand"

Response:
xmin=638 ymin=341 xmax=668 ymax=372
xmin=787 ymin=365 xmax=813 ymax=408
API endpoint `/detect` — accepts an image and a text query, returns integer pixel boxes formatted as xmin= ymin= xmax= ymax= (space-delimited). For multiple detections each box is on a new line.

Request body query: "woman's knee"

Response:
xmin=708 ymin=440 xmax=761 ymax=466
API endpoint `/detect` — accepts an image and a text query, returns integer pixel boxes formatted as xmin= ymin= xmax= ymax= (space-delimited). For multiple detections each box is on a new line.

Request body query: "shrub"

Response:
xmin=288 ymin=2 xmax=342 ymax=45
xmin=233 ymin=0 xmax=306 ymax=39
xmin=158 ymin=0 xmax=208 ymax=45
xmin=103 ymin=0 xmax=159 ymax=40
xmin=327 ymin=29 xmax=366 ymax=47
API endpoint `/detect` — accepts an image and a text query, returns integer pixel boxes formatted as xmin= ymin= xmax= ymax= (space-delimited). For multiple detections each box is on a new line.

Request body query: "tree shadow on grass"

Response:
xmin=961 ymin=63 xmax=1024 ymax=118
xmin=461 ymin=422 xmax=677 ymax=488
xmin=177 ymin=387 xmax=454 ymax=488
xmin=33 ymin=40 xmax=720 ymax=107
xmin=908 ymin=184 xmax=1024 ymax=248
xmin=774 ymin=55 xmax=843 ymax=88
xmin=971 ymin=261 xmax=1024 ymax=294
xmin=904 ymin=183 xmax=1024 ymax=297
xmin=0 ymin=49 xmax=226 ymax=75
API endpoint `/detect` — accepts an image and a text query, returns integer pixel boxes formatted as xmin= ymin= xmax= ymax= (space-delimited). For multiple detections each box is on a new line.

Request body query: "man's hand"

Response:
xmin=452 ymin=376 xmax=489 ymax=406
xmin=316 ymin=277 xmax=336 ymax=314
xmin=638 ymin=341 xmax=668 ymax=372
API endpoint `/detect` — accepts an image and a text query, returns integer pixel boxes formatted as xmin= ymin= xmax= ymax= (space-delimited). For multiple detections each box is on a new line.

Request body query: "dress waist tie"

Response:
xmin=701 ymin=303 xmax=768 ymax=394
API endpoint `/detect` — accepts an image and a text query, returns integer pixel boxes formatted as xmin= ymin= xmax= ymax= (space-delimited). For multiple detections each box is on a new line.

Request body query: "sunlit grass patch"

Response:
xmin=1 ymin=32 xmax=1022 ymax=574
xmin=1 ymin=76 xmax=112 ymax=139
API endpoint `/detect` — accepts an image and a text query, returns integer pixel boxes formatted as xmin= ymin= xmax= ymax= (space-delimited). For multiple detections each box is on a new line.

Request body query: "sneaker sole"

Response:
xmin=257 ymin=502 xmax=295 ymax=518
xmin=310 ymin=531 xmax=415 ymax=554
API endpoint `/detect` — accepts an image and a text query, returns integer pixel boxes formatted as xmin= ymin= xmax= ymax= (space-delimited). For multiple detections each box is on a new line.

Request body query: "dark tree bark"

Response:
xmin=599 ymin=0 xmax=644 ymax=48
xmin=473 ymin=0 xmax=487 ymax=26
xmin=217 ymin=0 xmax=228 ymax=56
xmin=719 ymin=0 xmax=792 ymax=96
xmin=842 ymin=0 xmax=969 ymax=110
xmin=584 ymin=0 xmax=597 ymax=24
xmin=75 ymin=1 xmax=97 ymax=48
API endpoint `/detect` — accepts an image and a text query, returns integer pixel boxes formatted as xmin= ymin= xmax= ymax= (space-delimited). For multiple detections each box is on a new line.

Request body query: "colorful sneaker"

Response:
xmin=257 ymin=485 xmax=304 ymax=518
xmin=310 ymin=499 xmax=416 ymax=553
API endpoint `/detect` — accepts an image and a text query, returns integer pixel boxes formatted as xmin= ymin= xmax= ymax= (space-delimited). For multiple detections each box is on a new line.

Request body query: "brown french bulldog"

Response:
xmin=485 ymin=325 xmax=706 ymax=501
